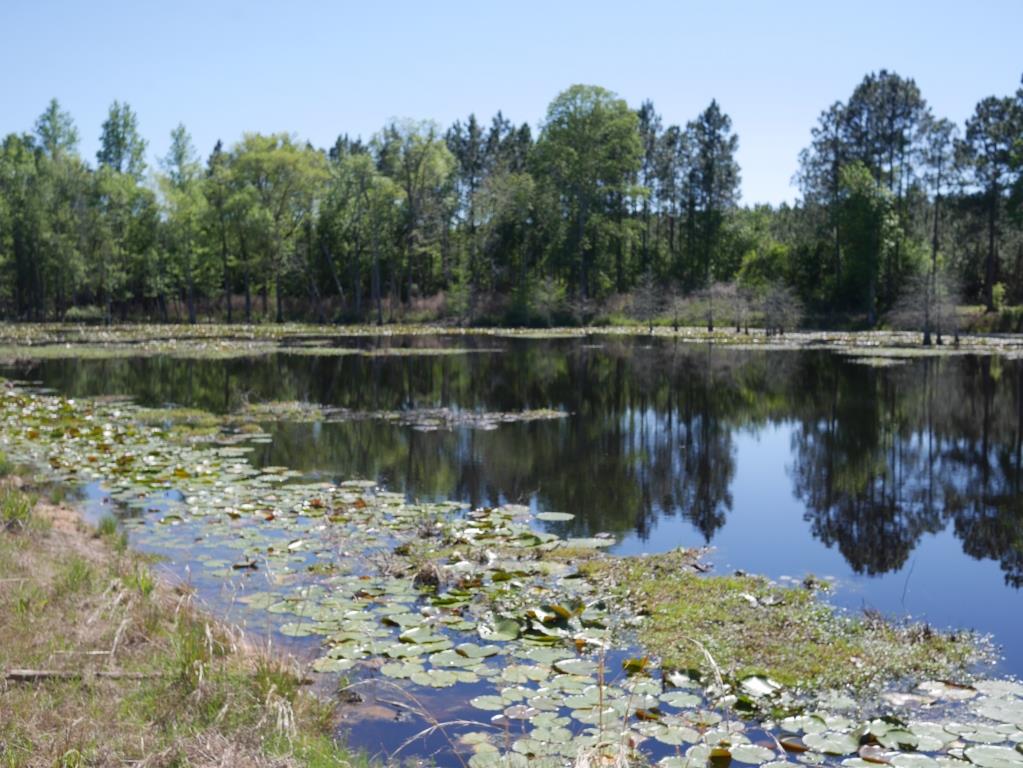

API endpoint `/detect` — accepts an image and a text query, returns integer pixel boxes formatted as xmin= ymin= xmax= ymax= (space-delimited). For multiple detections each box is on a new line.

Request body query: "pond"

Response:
xmin=8 ymin=334 xmax=1021 ymax=668
xmin=4 ymin=332 xmax=1023 ymax=764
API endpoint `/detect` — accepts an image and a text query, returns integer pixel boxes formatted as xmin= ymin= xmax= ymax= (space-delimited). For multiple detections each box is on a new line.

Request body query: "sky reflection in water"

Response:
xmin=9 ymin=335 xmax=1022 ymax=674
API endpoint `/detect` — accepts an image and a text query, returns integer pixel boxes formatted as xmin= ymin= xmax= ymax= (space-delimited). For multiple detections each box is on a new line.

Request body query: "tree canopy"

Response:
xmin=0 ymin=76 xmax=1021 ymax=329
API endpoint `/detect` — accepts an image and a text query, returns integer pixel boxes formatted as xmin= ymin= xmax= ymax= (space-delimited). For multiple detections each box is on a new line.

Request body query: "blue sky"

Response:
xmin=2 ymin=0 xmax=1020 ymax=204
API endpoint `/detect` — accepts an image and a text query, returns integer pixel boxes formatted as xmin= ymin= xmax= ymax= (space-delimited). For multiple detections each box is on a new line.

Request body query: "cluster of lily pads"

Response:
xmin=239 ymin=400 xmax=569 ymax=431
xmin=0 ymin=381 xmax=1022 ymax=768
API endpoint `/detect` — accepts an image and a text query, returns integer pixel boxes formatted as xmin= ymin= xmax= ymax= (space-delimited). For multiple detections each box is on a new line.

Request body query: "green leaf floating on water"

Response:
xmin=455 ymin=642 xmax=500 ymax=659
xmin=553 ymin=658 xmax=598 ymax=675
xmin=398 ymin=625 xmax=446 ymax=645
xmin=661 ymin=691 xmax=702 ymax=708
xmin=478 ymin=617 xmax=520 ymax=642
xmin=278 ymin=622 xmax=315 ymax=637
xmin=730 ymin=745 xmax=777 ymax=764
xmin=311 ymin=656 xmax=356 ymax=673
xmin=409 ymin=668 xmax=460 ymax=688
xmin=535 ymin=511 xmax=574 ymax=522
xmin=877 ymin=728 xmax=920 ymax=751
xmin=891 ymin=754 xmax=940 ymax=768
xmin=500 ymin=664 xmax=549 ymax=683
xmin=964 ymin=746 xmax=1023 ymax=768
xmin=468 ymin=752 xmax=529 ymax=768
xmin=803 ymin=732 xmax=861 ymax=756
xmin=975 ymin=697 xmax=1023 ymax=725
xmin=469 ymin=695 xmax=506 ymax=711
xmin=740 ymin=675 xmax=782 ymax=698
xmin=379 ymin=661 xmax=422 ymax=679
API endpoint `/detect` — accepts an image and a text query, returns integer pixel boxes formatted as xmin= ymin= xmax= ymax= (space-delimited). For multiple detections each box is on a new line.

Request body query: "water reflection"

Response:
xmin=8 ymin=339 xmax=1022 ymax=592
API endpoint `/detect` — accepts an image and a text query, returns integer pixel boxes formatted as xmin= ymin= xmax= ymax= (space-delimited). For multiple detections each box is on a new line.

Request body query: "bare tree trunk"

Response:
xmin=985 ymin=191 xmax=998 ymax=311
xmin=322 ymin=243 xmax=346 ymax=307
xmin=244 ymin=269 xmax=251 ymax=323
xmin=353 ymin=242 xmax=362 ymax=320
xmin=925 ymin=183 xmax=940 ymax=346
xmin=221 ymin=226 xmax=231 ymax=323
xmin=239 ymin=232 xmax=252 ymax=323
xmin=186 ymin=267 xmax=196 ymax=325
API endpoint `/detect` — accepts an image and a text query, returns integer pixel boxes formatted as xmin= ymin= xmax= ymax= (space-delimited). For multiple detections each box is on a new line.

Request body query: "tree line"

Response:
xmin=1 ymin=74 xmax=1021 ymax=331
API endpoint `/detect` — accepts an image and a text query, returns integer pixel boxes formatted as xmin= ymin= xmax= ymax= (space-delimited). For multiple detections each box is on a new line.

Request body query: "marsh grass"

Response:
xmin=582 ymin=549 xmax=978 ymax=691
xmin=0 ymin=486 xmax=32 ymax=532
xmin=0 ymin=482 xmax=364 ymax=768
xmin=0 ymin=450 xmax=14 ymax=477
xmin=96 ymin=514 xmax=118 ymax=538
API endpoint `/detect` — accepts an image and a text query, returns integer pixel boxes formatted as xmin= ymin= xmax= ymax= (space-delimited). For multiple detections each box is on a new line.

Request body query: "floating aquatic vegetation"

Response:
xmin=579 ymin=550 xmax=979 ymax=691
xmin=846 ymin=355 xmax=912 ymax=368
xmin=0 ymin=380 xmax=1014 ymax=768
xmin=278 ymin=344 xmax=505 ymax=357
xmin=238 ymin=401 xmax=570 ymax=431
xmin=1 ymin=322 xmax=1022 ymax=363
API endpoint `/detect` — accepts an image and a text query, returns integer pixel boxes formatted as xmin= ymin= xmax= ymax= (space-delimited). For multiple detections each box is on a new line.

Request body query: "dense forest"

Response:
xmin=1 ymin=71 xmax=1021 ymax=332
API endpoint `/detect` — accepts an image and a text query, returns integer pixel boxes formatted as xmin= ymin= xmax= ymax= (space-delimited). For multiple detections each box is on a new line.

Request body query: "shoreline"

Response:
xmin=0 ymin=470 xmax=360 ymax=767
xmin=0 ymin=321 xmax=1021 ymax=358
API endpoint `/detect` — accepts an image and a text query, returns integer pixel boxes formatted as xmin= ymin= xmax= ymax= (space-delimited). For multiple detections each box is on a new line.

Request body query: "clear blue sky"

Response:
xmin=2 ymin=0 xmax=1020 ymax=205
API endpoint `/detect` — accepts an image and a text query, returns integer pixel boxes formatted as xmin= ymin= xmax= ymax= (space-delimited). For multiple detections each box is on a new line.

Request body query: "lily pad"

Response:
xmin=470 ymin=695 xmax=508 ymax=712
xmin=554 ymin=658 xmax=598 ymax=676
xmin=803 ymin=732 xmax=861 ymax=756
xmin=731 ymin=745 xmax=777 ymax=764
xmin=964 ymin=746 xmax=1023 ymax=768
xmin=535 ymin=511 xmax=575 ymax=522
xmin=478 ymin=617 xmax=521 ymax=642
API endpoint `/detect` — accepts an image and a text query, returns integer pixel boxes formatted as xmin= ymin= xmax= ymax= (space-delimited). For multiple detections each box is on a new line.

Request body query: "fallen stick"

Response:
xmin=52 ymin=650 xmax=111 ymax=656
xmin=4 ymin=668 xmax=165 ymax=682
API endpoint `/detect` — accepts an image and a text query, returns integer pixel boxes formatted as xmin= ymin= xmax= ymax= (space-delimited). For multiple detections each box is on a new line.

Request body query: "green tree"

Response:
xmin=34 ymin=100 xmax=90 ymax=317
xmin=533 ymin=85 xmax=642 ymax=298
xmin=959 ymin=95 xmax=1021 ymax=310
xmin=920 ymin=117 xmax=958 ymax=344
xmin=376 ymin=120 xmax=454 ymax=306
xmin=687 ymin=100 xmax=740 ymax=329
xmin=159 ymin=123 xmax=207 ymax=323
xmin=229 ymin=133 xmax=328 ymax=322
xmin=204 ymin=140 xmax=234 ymax=322
xmin=34 ymin=98 xmax=79 ymax=161
xmin=475 ymin=168 xmax=536 ymax=312
xmin=837 ymin=162 xmax=900 ymax=322
xmin=0 ymin=134 xmax=46 ymax=317
xmin=446 ymin=114 xmax=486 ymax=303
xmin=97 ymin=101 xmax=147 ymax=181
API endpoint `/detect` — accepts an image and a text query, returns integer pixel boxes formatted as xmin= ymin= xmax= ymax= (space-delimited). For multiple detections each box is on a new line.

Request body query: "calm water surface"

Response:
xmin=8 ymin=335 xmax=1023 ymax=674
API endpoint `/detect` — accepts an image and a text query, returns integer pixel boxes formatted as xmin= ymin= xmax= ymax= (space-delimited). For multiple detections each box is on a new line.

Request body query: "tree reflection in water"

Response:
xmin=9 ymin=336 xmax=1023 ymax=587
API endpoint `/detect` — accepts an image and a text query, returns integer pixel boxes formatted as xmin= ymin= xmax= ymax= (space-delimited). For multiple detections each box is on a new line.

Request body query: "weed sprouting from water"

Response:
xmin=97 ymin=514 xmax=118 ymax=538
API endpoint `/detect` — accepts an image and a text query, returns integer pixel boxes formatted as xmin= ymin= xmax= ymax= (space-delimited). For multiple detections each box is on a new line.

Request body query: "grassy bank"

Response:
xmin=0 ymin=471 xmax=362 ymax=768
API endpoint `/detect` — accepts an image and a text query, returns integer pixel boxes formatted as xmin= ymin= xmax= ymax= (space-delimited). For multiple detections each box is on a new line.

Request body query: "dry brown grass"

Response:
xmin=0 ymin=481 xmax=362 ymax=768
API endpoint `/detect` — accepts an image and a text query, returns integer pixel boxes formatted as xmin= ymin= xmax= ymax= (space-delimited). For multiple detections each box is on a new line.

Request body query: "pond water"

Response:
xmin=6 ymin=334 xmax=1022 ymax=687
